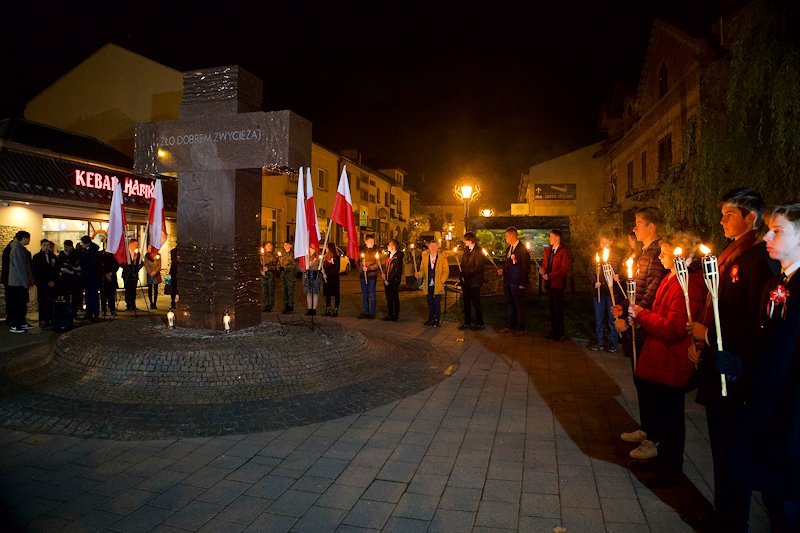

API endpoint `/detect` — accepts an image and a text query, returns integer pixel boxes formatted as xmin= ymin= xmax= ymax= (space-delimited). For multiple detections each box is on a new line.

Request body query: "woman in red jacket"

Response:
xmin=627 ymin=236 xmax=706 ymax=478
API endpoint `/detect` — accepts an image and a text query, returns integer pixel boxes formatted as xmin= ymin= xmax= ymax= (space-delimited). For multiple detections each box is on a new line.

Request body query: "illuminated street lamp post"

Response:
xmin=454 ymin=183 xmax=481 ymax=233
xmin=480 ymin=208 xmax=494 ymax=217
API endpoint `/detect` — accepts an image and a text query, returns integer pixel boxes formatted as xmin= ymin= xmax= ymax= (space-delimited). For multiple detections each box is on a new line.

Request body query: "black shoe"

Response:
xmin=544 ymin=332 xmax=556 ymax=339
xmin=471 ymin=324 xmax=486 ymax=330
xmin=266 ymin=306 xmax=273 ymax=312
xmin=358 ymin=313 xmax=369 ymax=319
xmin=432 ymin=320 xmax=439 ymax=328
xmin=324 ymin=310 xmax=331 ymax=317
xmin=305 ymin=310 xmax=313 ymax=316
xmin=589 ymin=343 xmax=603 ymax=351
xmin=262 ymin=307 xmax=269 ymax=312
xmin=381 ymin=316 xmax=392 ymax=321
xmin=605 ymin=344 xmax=618 ymax=353
xmin=458 ymin=323 xmax=472 ymax=330
xmin=367 ymin=314 xmax=375 ymax=319
xmin=150 ymin=303 xmax=157 ymax=310
xmin=423 ymin=320 xmax=434 ymax=326
xmin=331 ymin=309 xmax=338 ymax=317
xmin=391 ymin=316 xmax=399 ymax=322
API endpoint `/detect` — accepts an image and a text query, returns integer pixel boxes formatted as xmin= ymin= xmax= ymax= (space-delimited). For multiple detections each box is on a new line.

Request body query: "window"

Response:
xmin=377 ymin=188 xmax=381 ymax=203
xmin=384 ymin=192 xmax=389 ymax=206
xmin=369 ymin=179 xmax=376 ymax=186
xmin=658 ymin=135 xmax=673 ymax=175
xmin=390 ymin=194 xmax=396 ymax=204
xmin=627 ymin=161 xmax=634 ymax=191
xmin=317 ymin=168 xmax=327 ymax=190
xmin=396 ymin=200 xmax=403 ymax=214
xmin=360 ymin=190 xmax=369 ymax=202
xmin=369 ymin=194 xmax=376 ymax=203
xmin=641 ymin=151 xmax=647 ymax=185
xmin=658 ymin=63 xmax=668 ymax=98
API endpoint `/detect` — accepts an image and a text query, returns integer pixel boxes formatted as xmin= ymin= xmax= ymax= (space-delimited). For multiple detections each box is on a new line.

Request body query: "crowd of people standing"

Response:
xmin=1 ymin=233 xmax=173 ymax=333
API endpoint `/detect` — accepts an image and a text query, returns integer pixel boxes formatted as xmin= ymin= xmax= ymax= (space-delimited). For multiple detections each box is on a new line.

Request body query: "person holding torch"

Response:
xmin=683 ymin=188 xmax=777 ymax=530
xmin=589 ymin=234 xmax=621 ymax=352
xmin=625 ymin=234 xmax=706 ymax=482
xmin=497 ymin=227 xmax=531 ymax=336
xmin=540 ymin=229 xmax=571 ymax=341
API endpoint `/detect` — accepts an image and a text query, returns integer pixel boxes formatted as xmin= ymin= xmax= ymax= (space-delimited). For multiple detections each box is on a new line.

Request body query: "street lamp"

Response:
xmin=480 ymin=208 xmax=494 ymax=217
xmin=454 ymin=183 xmax=481 ymax=233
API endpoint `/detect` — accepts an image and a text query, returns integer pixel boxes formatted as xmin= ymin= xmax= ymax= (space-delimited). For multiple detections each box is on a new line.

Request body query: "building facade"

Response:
xmin=601 ymin=20 xmax=711 ymax=222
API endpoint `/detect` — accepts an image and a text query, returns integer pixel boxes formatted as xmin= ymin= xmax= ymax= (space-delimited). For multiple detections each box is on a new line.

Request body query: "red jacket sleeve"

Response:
xmin=637 ymin=275 xmax=706 ymax=342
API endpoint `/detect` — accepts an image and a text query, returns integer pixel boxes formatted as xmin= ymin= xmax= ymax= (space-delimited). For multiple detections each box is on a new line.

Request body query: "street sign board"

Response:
xmin=533 ymin=183 xmax=576 ymax=201
xmin=510 ymin=203 xmax=530 ymax=215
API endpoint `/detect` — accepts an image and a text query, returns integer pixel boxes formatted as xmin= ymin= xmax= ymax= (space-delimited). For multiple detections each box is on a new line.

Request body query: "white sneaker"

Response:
xmin=620 ymin=429 xmax=647 ymax=443
xmin=629 ymin=440 xmax=658 ymax=460
xmin=10 ymin=326 xmax=27 ymax=334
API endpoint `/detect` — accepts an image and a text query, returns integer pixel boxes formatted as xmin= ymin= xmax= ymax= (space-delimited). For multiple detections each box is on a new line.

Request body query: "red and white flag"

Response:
xmin=293 ymin=168 xmax=309 ymax=271
xmin=330 ymin=165 xmax=359 ymax=261
xmin=305 ymin=168 xmax=320 ymax=253
xmin=147 ymin=179 xmax=168 ymax=255
xmin=107 ymin=181 xmax=128 ymax=265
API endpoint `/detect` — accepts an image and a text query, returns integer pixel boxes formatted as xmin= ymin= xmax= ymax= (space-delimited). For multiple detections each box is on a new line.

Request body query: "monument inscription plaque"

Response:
xmin=135 ymin=66 xmax=311 ymax=330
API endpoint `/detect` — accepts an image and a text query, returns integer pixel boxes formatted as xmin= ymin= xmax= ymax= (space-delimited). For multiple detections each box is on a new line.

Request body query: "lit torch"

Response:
xmin=674 ymin=247 xmax=699 ymax=364
xmin=626 ymin=256 xmax=637 ymax=369
xmin=700 ymin=244 xmax=727 ymax=397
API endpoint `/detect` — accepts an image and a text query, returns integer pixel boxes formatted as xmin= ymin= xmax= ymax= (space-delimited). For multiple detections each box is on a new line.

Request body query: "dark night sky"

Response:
xmin=0 ymin=1 xmax=720 ymax=208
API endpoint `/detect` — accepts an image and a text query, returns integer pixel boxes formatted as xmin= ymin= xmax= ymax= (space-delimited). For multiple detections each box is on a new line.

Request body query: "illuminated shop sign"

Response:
xmin=73 ymin=169 xmax=154 ymax=199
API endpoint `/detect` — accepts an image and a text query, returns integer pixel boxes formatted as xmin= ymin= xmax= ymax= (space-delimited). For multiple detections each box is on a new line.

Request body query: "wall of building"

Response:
xmin=526 ymin=142 xmax=607 ymax=216
xmin=25 ymin=44 xmax=183 ymax=156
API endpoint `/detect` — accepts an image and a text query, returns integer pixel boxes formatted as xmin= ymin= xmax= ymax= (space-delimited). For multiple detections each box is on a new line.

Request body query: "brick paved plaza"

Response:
xmin=0 ymin=279 xmax=771 ymax=531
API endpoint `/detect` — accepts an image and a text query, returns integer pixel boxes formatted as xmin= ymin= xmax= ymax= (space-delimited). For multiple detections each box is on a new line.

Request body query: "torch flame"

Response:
xmin=482 ymin=248 xmax=489 ymax=256
xmin=699 ymin=244 xmax=712 ymax=255
xmin=375 ymin=252 xmax=380 ymax=260
xmin=595 ymin=252 xmax=600 ymax=264
xmin=525 ymin=241 xmax=531 ymax=250
xmin=673 ymin=247 xmax=683 ymax=257
xmin=626 ymin=256 xmax=634 ymax=279
xmin=602 ymin=247 xmax=610 ymax=263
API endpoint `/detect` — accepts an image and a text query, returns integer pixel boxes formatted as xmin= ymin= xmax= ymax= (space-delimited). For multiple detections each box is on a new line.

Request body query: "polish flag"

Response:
xmin=305 ymin=168 xmax=320 ymax=253
xmin=147 ymin=179 xmax=168 ymax=254
xmin=293 ymin=168 xmax=309 ymax=271
xmin=330 ymin=165 xmax=359 ymax=261
xmin=107 ymin=181 xmax=128 ymax=264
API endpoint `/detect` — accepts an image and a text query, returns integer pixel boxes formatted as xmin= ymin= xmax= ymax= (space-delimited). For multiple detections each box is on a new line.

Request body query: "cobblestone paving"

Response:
xmin=0 ymin=282 xmax=773 ymax=531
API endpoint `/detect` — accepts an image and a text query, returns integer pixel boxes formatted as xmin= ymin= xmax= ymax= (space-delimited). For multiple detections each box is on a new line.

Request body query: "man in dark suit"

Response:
xmin=459 ymin=232 xmax=485 ymax=330
xmin=541 ymin=229 xmax=572 ymax=341
xmin=687 ymin=188 xmax=778 ymax=531
xmin=31 ymin=239 xmax=59 ymax=328
xmin=730 ymin=203 xmax=800 ymax=532
xmin=497 ymin=226 xmax=530 ymax=336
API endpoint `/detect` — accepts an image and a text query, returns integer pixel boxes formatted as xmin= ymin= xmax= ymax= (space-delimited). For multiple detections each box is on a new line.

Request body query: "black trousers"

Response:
xmin=385 ymin=282 xmax=400 ymax=319
xmin=325 ymin=277 xmax=340 ymax=309
xmin=36 ymin=284 xmax=55 ymax=322
xmin=5 ymin=285 xmax=28 ymax=327
xmin=462 ymin=285 xmax=483 ymax=325
xmin=706 ymin=401 xmax=752 ymax=531
xmin=636 ymin=378 xmax=686 ymax=469
xmin=124 ymin=280 xmax=137 ymax=309
xmin=101 ymin=282 xmax=117 ymax=314
xmin=504 ymin=283 xmax=526 ymax=330
xmin=548 ymin=287 xmax=565 ymax=337
xmin=148 ymin=283 xmax=159 ymax=305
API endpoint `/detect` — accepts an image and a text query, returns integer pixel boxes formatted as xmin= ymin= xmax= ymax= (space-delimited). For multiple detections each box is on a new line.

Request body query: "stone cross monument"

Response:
xmin=135 ymin=66 xmax=311 ymax=330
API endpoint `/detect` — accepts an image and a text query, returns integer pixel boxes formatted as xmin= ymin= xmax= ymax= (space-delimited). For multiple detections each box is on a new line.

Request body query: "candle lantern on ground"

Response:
xmin=453 ymin=246 xmax=462 ymax=272
xmin=626 ymin=257 xmax=637 ymax=369
xmin=167 ymin=308 xmax=175 ymax=329
xmin=223 ymin=310 xmax=231 ymax=333
xmin=700 ymin=244 xmax=727 ymax=397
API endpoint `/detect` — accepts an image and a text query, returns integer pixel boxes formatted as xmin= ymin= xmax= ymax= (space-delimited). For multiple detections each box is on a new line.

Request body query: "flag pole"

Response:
xmin=319 ymin=219 xmax=333 ymax=273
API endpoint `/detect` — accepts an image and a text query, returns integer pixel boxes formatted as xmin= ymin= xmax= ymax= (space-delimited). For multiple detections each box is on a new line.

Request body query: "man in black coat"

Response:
xmin=31 ymin=239 xmax=59 ymax=328
xmin=459 ymin=232 xmax=485 ymax=330
xmin=382 ymin=239 xmax=404 ymax=321
xmin=729 ymin=203 xmax=800 ymax=532
xmin=78 ymin=236 xmax=102 ymax=320
xmin=687 ymin=188 xmax=778 ymax=531
xmin=57 ymin=240 xmax=82 ymax=317
xmin=100 ymin=250 xmax=120 ymax=317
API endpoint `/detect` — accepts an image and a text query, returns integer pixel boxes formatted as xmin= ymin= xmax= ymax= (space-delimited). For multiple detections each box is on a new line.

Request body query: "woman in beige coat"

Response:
xmin=415 ymin=240 xmax=450 ymax=327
